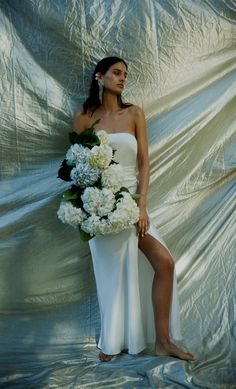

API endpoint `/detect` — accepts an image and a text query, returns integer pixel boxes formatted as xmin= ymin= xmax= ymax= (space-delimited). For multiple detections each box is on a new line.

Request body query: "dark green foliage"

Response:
xmin=69 ymin=120 xmax=101 ymax=148
xmin=58 ymin=159 xmax=73 ymax=181
xmin=79 ymin=228 xmax=92 ymax=241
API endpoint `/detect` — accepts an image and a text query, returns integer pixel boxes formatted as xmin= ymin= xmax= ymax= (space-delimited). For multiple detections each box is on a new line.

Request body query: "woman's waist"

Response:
xmin=122 ymin=167 xmax=137 ymax=180
xmin=122 ymin=167 xmax=138 ymax=194
xmin=121 ymin=165 xmax=137 ymax=175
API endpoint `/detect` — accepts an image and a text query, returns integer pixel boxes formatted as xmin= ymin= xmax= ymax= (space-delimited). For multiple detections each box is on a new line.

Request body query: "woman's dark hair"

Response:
xmin=83 ymin=56 xmax=132 ymax=114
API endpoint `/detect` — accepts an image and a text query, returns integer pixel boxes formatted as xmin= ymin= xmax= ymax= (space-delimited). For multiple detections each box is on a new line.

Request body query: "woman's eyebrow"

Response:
xmin=113 ymin=68 xmax=128 ymax=75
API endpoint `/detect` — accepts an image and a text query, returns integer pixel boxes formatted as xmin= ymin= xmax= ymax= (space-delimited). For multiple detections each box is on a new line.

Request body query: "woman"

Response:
xmin=74 ymin=56 xmax=194 ymax=362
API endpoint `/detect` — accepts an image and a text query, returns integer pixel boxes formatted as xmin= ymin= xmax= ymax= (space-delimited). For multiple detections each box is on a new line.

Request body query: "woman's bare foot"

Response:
xmin=155 ymin=340 xmax=195 ymax=361
xmin=99 ymin=351 xmax=113 ymax=362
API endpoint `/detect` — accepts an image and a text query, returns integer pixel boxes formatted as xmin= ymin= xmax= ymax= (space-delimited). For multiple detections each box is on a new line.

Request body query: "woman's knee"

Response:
xmin=157 ymin=251 xmax=175 ymax=274
xmin=146 ymin=250 xmax=174 ymax=274
xmin=139 ymin=236 xmax=175 ymax=273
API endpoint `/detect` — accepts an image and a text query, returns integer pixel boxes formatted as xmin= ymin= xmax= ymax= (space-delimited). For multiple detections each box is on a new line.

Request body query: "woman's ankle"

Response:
xmin=155 ymin=336 xmax=171 ymax=349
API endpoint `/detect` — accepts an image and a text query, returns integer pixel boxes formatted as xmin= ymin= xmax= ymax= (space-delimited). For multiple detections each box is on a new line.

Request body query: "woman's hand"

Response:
xmin=136 ymin=206 xmax=150 ymax=237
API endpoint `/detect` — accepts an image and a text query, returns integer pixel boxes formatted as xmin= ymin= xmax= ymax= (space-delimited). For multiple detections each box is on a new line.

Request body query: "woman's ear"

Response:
xmin=95 ymin=72 xmax=103 ymax=81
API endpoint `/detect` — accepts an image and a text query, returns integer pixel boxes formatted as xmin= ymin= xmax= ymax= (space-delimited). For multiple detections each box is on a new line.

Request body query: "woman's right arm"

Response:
xmin=73 ymin=112 xmax=89 ymax=134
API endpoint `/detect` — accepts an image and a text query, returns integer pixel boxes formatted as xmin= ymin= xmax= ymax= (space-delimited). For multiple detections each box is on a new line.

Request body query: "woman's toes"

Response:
xmin=99 ymin=351 xmax=113 ymax=362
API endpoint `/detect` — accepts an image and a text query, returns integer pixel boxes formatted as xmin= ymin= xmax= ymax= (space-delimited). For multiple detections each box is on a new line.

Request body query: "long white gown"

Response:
xmin=89 ymin=132 xmax=182 ymax=355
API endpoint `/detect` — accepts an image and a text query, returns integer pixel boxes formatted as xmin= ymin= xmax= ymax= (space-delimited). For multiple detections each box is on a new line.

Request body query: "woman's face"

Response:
xmin=102 ymin=62 xmax=128 ymax=94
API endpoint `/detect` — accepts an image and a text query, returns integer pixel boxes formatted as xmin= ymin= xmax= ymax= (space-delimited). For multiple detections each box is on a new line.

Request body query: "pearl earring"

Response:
xmin=95 ymin=73 xmax=104 ymax=104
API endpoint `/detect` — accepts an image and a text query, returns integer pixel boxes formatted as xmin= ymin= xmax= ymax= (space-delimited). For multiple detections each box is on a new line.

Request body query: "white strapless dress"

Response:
xmin=89 ymin=133 xmax=182 ymax=355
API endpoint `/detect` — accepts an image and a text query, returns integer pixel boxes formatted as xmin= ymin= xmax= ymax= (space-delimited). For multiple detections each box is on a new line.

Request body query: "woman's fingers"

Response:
xmin=136 ymin=221 xmax=141 ymax=236
xmin=137 ymin=218 xmax=149 ymax=237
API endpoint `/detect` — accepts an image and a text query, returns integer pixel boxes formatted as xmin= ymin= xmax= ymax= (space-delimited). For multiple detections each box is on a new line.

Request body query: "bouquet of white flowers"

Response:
xmin=57 ymin=120 xmax=140 ymax=241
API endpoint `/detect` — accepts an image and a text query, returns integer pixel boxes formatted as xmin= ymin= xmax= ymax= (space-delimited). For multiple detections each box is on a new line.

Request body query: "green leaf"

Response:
xmin=62 ymin=189 xmax=78 ymax=201
xmin=119 ymin=186 xmax=129 ymax=193
xmin=132 ymin=194 xmax=141 ymax=201
xmin=79 ymin=228 xmax=93 ymax=242
xmin=69 ymin=129 xmax=100 ymax=147
xmin=115 ymin=186 xmax=130 ymax=200
xmin=90 ymin=118 xmax=101 ymax=129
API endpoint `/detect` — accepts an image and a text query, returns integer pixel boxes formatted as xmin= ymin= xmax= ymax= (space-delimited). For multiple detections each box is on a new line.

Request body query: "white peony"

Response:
xmin=57 ymin=201 xmax=86 ymax=228
xmin=96 ymin=130 xmax=110 ymax=145
xmin=101 ymin=164 xmax=124 ymax=193
xmin=88 ymin=144 xmax=113 ymax=169
xmin=70 ymin=163 xmax=100 ymax=187
xmin=66 ymin=144 xmax=90 ymax=166
xmin=81 ymin=187 xmax=115 ymax=217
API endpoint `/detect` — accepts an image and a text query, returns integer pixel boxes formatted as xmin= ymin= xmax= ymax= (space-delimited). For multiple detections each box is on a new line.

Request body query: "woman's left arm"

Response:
xmin=134 ymin=106 xmax=150 ymax=237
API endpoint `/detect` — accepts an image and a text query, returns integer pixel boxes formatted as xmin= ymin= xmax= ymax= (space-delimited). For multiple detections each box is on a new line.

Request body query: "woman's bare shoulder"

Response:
xmin=129 ymin=104 xmax=144 ymax=117
xmin=73 ymin=111 xmax=91 ymax=134
xmin=128 ymin=105 xmax=145 ymax=125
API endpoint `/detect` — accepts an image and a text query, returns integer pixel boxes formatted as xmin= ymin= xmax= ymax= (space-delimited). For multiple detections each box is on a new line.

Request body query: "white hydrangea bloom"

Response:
xmin=96 ymin=130 xmax=110 ymax=145
xmin=57 ymin=201 xmax=86 ymax=228
xmin=81 ymin=187 xmax=115 ymax=217
xmin=70 ymin=164 xmax=100 ymax=187
xmin=80 ymin=191 xmax=139 ymax=236
xmin=108 ymin=213 xmax=127 ymax=233
xmin=109 ymin=192 xmax=139 ymax=231
xmin=81 ymin=214 xmax=110 ymax=236
xmin=116 ymin=192 xmax=140 ymax=222
xmin=81 ymin=214 xmax=100 ymax=235
xmin=88 ymin=144 xmax=113 ymax=169
xmin=66 ymin=144 xmax=90 ymax=166
xmin=101 ymin=164 xmax=124 ymax=193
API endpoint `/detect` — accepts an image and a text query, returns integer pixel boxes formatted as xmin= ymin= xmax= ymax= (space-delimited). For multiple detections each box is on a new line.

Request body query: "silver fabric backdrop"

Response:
xmin=0 ymin=0 xmax=236 ymax=387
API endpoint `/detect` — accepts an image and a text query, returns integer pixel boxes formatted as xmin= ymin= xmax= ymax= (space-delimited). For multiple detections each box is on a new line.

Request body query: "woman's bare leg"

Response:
xmin=139 ymin=234 xmax=195 ymax=361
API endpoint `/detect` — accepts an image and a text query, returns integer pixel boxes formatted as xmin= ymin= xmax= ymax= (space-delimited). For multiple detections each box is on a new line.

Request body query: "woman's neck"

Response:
xmin=101 ymin=91 xmax=120 ymax=114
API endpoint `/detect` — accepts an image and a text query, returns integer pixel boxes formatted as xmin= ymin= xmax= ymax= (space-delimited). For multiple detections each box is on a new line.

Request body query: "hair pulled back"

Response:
xmin=82 ymin=56 xmax=132 ymax=114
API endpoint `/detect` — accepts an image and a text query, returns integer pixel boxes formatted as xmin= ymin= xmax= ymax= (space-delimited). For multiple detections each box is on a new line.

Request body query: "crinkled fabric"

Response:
xmin=0 ymin=0 xmax=236 ymax=388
